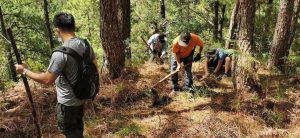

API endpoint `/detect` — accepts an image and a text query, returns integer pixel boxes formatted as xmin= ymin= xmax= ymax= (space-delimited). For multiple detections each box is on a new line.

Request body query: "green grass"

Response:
xmin=271 ymin=86 xmax=285 ymax=102
xmin=114 ymin=124 xmax=143 ymax=137
xmin=191 ymin=86 xmax=211 ymax=98
xmin=112 ymin=84 xmax=126 ymax=94
xmin=269 ymin=109 xmax=284 ymax=128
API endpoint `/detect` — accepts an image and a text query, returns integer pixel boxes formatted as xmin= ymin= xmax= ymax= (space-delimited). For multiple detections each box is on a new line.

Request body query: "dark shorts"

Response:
xmin=57 ymin=103 xmax=84 ymax=138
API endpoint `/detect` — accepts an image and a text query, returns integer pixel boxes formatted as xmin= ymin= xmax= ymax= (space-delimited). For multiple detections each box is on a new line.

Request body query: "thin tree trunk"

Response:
xmin=0 ymin=6 xmax=17 ymax=82
xmin=267 ymin=0 xmax=295 ymax=72
xmin=124 ymin=0 xmax=131 ymax=59
xmin=160 ymin=0 xmax=165 ymax=19
xmin=187 ymin=0 xmax=190 ymax=24
xmin=233 ymin=0 xmax=262 ymax=96
xmin=87 ymin=12 xmax=92 ymax=38
xmin=43 ymin=0 xmax=54 ymax=51
xmin=213 ymin=1 xmax=219 ymax=41
xmin=100 ymin=0 xmax=130 ymax=78
xmin=261 ymin=0 xmax=274 ymax=52
xmin=287 ymin=0 xmax=300 ymax=49
xmin=218 ymin=4 xmax=226 ymax=41
xmin=226 ymin=1 xmax=240 ymax=49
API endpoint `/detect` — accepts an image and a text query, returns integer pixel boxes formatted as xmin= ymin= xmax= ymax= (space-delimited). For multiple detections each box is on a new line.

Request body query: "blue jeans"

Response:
xmin=171 ymin=52 xmax=194 ymax=91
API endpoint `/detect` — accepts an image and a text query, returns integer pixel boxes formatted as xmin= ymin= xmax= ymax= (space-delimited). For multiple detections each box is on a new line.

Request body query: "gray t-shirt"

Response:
xmin=48 ymin=38 xmax=93 ymax=106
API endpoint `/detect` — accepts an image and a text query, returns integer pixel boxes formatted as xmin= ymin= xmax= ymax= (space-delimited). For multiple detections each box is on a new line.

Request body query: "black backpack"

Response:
xmin=53 ymin=39 xmax=99 ymax=100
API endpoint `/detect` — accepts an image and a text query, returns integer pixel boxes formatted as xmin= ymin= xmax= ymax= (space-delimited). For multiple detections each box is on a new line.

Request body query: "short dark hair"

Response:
xmin=158 ymin=34 xmax=166 ymax=43
xmin=53 ymin=12 xmax=75 ymax=32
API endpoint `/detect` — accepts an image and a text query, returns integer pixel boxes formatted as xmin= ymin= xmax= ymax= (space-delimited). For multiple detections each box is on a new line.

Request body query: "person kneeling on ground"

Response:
xmin=203 ymin=48 xmax=231 ymax=79
xmin=147 ymin=33 xmax=168 ymax=64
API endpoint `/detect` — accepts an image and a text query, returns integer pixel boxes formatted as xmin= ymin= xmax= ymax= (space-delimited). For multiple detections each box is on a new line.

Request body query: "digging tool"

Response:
xmin=140 ymin=36 xmax=151 ymax=52
xmin=140 ymin=36 xmax=162 ymax=64
xmin=7 ymin=28 xmax=42 ymax=138
xmin=150 ymin=61 xmax=196 ymax=89
xmin=148 ymin=61 xmax=194 ymax=107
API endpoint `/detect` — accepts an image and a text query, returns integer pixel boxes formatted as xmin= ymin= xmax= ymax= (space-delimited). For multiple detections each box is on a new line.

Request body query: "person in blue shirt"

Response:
xmin=147 ymin=33 xmax=168 ymax=64
xmin=203 ymin=48 xmax=231 ymax=79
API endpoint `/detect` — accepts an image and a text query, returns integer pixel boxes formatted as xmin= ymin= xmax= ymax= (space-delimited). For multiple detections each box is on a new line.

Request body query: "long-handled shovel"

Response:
xmin=149 ymin=62 xmax=194 ymax=106
xmin=7 ymin=28 xmax=42 ymax=137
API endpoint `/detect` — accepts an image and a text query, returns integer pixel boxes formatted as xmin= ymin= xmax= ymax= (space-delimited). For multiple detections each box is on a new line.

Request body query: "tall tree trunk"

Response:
xmin=287 ymin=0 xmax=300 ymax=49
xmin=267 ymin=0 xmax=296 ymax=72
xmin=218 ymin=4 xmax=226 ymax=41
xmin=43 ymin=0 xmax=54 ymax=51
xmin=160 ymin=0 xmax=165 ymax=19
xmin=261 ymin=0 xmax=274 ymax=52
xmin=226 ymin=1 xmax=240 ymax=49
xmin=213 ymin=1 xmax=219 ymax=41
xmin=100 ymin=0 xmax=130 ymax=78
xmin=233 ymin=0 xmax=262 ymax=95
xmin=124 ymin=0 xmax=131 ymax=59
xmin=0 ymin=6 xmax=17 ymax=82
xmin=187 ymin=0 xmax=190 ymax=24
xmin=87 ymin=12 xmax=92 ymax=38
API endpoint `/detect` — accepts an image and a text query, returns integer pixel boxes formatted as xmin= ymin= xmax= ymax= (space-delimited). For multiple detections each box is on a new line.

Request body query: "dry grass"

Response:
xmin=0 ymin=62 xmax=299 ymax=137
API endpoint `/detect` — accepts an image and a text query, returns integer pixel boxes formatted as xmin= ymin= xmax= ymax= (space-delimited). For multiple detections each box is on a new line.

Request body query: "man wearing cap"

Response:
xmin=147 ymin=33 xmax=168 ymax=64
xmin=170 ymin=32 xmax=204 ymax=93
xmin=203 ymin=48 xmax=231 ymax=79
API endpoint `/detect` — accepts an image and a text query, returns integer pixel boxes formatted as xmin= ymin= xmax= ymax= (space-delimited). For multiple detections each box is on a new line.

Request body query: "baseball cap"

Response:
xmin=178 ymin=32 xmax=191 ymax=47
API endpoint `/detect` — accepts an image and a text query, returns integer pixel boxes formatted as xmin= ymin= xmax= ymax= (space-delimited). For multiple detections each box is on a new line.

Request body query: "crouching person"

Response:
xmin=15 ymin=12 xmax=99 ymax=138
xmin=203 ymin=48 xmax=231 ymax=79
xmin=147 ymin=33 xmax=168 ymax=64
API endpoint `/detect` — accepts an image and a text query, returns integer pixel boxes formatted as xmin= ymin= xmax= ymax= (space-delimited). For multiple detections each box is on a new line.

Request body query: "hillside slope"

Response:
xmin=0 ymin=62 xmax=299 ymax=137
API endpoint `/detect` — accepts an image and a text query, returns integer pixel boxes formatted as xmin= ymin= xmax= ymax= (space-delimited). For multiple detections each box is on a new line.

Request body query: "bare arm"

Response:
xmin=214 ymin=60 xmax=223 ymax=73
xmin=15 ymin=64 xmax=58 ymax=85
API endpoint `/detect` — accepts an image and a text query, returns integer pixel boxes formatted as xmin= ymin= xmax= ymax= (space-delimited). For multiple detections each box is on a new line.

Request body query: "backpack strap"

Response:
xmin=53 ymin=46 xmax=83 ymax=62
xmin=53 ymin=46 xmax=83 ymax=88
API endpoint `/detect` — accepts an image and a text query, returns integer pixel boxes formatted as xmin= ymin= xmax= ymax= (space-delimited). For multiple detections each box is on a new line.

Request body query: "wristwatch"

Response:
xmin=23 ymin=69 xmax=28 ymax=77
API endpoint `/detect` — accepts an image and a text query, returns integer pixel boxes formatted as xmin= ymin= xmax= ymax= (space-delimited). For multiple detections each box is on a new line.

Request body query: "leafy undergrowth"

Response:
xmin=0 ymin=62 xmax=299 ymax=137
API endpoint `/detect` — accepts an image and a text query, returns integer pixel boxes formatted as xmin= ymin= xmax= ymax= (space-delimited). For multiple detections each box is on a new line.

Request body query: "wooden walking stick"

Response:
xmin=7 ymin=28 xmax=42 ymax=138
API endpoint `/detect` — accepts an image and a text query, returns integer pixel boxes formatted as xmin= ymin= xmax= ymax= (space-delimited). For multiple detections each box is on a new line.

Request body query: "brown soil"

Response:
xmin=0 ymin=61 xmax=299 ymax=137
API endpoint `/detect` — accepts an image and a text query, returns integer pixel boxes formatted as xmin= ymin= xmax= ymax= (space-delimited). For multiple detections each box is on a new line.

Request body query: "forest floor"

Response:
xmin=0 ymin=61 xmax=300 ymax=138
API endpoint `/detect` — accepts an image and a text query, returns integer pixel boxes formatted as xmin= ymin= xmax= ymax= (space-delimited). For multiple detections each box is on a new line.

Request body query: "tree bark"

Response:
xmin=233 ymin=0 xmax=262 ymax=95
xmin=100 ymin=0 xmax=130 ymax=78
xmin=226 ymin=1 xmax=240 ymax=49
xmin=261 ymin=0 xmax=274 ymax=52
xmin=43 ymin=0 xmax=54 ymax=51
xmin=287 ymin=0 xmax=300 ymax=50
xmin=267 ymin=0 xmax=296 ymax=72
xmin=213 ymin=1 xmax=219 ymax=41
xmin=0 ymin=6 xmax=17 ymax=82
xmin=218 ymin=4 xmax=226 ymax=41
xmin=160 ymin=0 xmax=166 ymax=19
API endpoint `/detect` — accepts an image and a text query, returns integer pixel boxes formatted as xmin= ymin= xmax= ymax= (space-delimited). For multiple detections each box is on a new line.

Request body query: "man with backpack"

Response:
xmin=146 ymin=33 xmax=168 ymax=64
xmin=203 ymin=48 xmax=231 ymax=79
xmin=170 ymin=32 xmax=204 ymax=94
xmin=15 ymin=12 xmax=99 ymax=137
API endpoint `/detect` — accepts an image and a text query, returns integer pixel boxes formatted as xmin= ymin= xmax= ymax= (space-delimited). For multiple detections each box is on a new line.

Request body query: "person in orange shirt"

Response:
xmin=170 ymin=32 xmax=204 ymax=94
